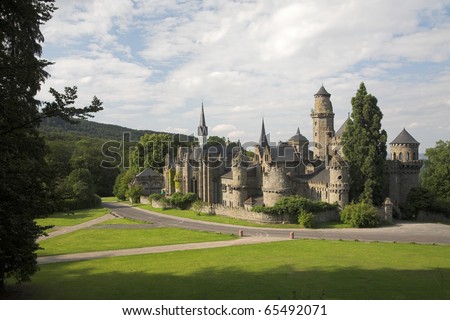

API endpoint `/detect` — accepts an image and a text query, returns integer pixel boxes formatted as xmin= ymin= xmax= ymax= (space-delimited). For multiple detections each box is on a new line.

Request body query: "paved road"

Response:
xmin=103 ymin=202 xmax=450 ymax=245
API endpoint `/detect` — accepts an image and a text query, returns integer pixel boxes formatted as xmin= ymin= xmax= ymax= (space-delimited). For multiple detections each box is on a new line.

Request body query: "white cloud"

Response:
xmin=38 ymin=0 xmax=450 ymax=150
xmin=211 ymin=124 xmax=237 ymax=133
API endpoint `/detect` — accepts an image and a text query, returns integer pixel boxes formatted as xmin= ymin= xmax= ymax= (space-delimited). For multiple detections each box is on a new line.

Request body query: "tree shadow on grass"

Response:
xmin=5 ymin=264 xmax=450 ymax=300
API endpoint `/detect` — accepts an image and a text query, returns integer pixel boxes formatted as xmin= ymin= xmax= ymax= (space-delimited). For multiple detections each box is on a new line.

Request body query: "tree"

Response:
xmin=113 ymin=169 xmax=136 ymax=201
xmin=421 ymin=140 xmax=450 ymax=200
xmin=207 ymin=135 xmax=227 ymax=146
xmin=342 ymin=82 xmax=387 ymax=205
xmin=131 ymin=133 xmax=173 ymax=172
xmin=0 ymin=0 xmax=102 ymax=294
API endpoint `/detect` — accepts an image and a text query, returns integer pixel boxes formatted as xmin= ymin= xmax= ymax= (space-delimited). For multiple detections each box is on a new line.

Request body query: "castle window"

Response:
xmin=337 ymin=175 xmax=342 ymax=180
xmin=413 ymin=152 xmax=416 ymax=160
xmin=406 ymin=152 xmax=410 ymax=161
xmin=399 ymin=152 xmax=403 ymax=161
xmin=392 ymin=152 xmax=396 ymax=160
xmin=339 ymin=194 xmax=342 ymax=201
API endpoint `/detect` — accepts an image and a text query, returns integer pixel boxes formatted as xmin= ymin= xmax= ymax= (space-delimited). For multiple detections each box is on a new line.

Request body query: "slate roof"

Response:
xmin=289 ymin=127 xmax=308 ymax=143
xmin=221 ymin=170 xmax=233 ymax=179
xmin=315 ymin=85 xmax=331 ymax=97
xmin=259 ymin=118 xmax=269 ymax=149
xmin=308 ymin=167 xmax=330 ymax=184
xmin=390 ymin=128 xmax=419 ymax=145
xmin=269 ymin=143 xmax=301 ymax=162
xmin=136 ymin=167 xmax=163 ymax=177
xmin=335 ymin=117 xmax=350 ymax=137
xmin=197 ymin=103 xmax=208 ymax=136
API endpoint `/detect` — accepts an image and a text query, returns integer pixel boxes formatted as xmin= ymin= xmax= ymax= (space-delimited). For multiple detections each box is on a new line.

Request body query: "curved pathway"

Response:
xmin=103 ymin=202 xmax=450 ymax=245
xmin=37 ymin=202 xmax=450 ymax=265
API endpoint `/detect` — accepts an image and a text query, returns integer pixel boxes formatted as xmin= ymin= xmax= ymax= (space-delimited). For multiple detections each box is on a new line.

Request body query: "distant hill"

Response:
xmin=39 ymin=117 xmax=163 ymax=141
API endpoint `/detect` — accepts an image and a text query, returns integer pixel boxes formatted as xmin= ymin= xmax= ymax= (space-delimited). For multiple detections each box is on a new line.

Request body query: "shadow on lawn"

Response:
xmin=6 ymin=264 xmax=450 ymax=300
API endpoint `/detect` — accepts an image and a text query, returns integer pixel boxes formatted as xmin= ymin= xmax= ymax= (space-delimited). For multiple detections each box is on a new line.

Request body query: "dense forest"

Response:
xmin=40 ymin=117 xmax=196 ymax=205
xmin=41 ymin=117 xmax=161 ymax=140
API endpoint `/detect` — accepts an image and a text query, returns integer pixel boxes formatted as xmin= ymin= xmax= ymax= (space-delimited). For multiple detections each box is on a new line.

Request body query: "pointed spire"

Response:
xmin=259 ymin=118 xmax=268 ymax=148
xmin=199 ymin=102 xmax=207 ymax=129
xmin=197 ymin=102 xmax=208 ymax=146
xmin=296 ymin=127 xmax=301 ymax=135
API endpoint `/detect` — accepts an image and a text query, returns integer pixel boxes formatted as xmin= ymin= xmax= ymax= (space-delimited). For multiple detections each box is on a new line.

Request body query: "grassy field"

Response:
xmin=18 ymin=239 xmax=450 ymax=299
xmin=35 ymin=208 xmax=110 ymax=230
xmin=38 ymin=228 xmax=236 ymax=256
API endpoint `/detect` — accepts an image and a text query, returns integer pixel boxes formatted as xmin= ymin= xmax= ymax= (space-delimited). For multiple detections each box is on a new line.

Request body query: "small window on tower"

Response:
xmin=338 ymin=176 xmax=342 ymax=180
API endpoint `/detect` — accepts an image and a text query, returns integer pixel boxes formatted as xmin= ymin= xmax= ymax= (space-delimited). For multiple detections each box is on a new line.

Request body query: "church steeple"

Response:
xmin=259 ymin=118 xmax=269 ymax=149
xmin=197 ymin=102 xmax=208 ymax=147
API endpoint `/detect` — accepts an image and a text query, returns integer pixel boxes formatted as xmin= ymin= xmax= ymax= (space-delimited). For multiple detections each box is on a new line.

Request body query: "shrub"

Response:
xmin=191 ymin=200 xmax=207 ymax=213
xmin=148 ymin=193 xmax=163 ymax=201
xmin=168 ymin=192 xmax=199 ymax=209
xmin=63 ymin=194 xmax=101 ymax=211
xmin=400 ymin=187 xmax=450 ymax=220
xmin=298 ymin=209 xmax=314 ymax=228
xmin=340 ymin=202 xmax=379 ymax=228
xmin=252 ymin=196 xmax=337 ymax=220
xmin=126 ymin=184 xmax=142 ymax=204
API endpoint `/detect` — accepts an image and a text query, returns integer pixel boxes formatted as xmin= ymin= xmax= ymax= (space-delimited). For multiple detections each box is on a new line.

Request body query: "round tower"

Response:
xmin=328 ymin=154 xmax=349 ymax=207
xmin=262 ymin=165 xmax=292 ymax=207
xmin=311 ymin=85 xmax=335 ymax=160
xmin=390 ymin=128 xmax=420 ymax=162
xmin=231 ymin=153 xmax=248 ymax=207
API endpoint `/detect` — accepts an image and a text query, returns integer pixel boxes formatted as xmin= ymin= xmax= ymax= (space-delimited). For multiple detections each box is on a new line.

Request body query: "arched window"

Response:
xmin=392 ymin=152 xmax=396 ymax=160
xmin=406 ymin=152 xmax=410 ymax=161
xmin=413 ymin=152 xmax=416 ymax=160
xmin=399 ymin=152 xmax=403 ymax=161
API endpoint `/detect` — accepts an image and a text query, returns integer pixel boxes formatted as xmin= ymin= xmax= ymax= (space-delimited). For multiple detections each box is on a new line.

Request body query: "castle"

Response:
xmin=160 ymin=86 xmax=422 ymax=211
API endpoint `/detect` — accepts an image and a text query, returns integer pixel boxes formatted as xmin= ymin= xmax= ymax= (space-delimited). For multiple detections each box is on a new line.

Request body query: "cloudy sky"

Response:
xmin=38 ymin=0 xmax=450 ymax=150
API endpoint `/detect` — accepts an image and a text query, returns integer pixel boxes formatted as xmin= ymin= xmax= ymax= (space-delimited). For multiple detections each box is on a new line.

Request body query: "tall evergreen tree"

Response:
xmin=342 ymin=82 xmax=387 ymax=205
xmin=421 ymin=140 xmax=450 ymax=200
xmin=0 ymin=0 xmax=102 ymax=294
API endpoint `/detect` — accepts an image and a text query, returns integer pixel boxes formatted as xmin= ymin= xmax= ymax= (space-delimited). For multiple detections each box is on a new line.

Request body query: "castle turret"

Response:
xmin=197 ymin=103 xmax=208 ymax=147
xmin=311 ymin=85 xmax=335 ymax=160
xmin=231 ymin=150 xmax=248 ymax=207
xmin=390 ymin=128 xmax=420 ymax=162
xmin=386 ymin=128 xmax=423 ymax=209
xmin=328 ymin=154 xmax=349 ymax=207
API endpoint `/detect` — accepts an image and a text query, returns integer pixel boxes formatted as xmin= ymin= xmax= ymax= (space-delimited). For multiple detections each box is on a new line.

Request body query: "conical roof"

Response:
xmin=315 ymin=85 xmax=331 ymax=97
xmin=390 ymin=128 xmax=419 ymax=145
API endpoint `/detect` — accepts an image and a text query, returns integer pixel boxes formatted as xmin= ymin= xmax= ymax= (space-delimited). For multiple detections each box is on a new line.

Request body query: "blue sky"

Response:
xmin=38 ymin=0 xmax=450 ymax=150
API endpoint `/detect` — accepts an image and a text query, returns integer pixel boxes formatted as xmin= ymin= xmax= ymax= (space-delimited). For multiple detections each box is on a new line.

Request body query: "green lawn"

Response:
xmin=38 ymin=228 xmax=236 ymax=256
xmin=35 ymin=208 xmax=110 ymax=230
xmin=20 ymin=240 xmax=450 ymax=299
